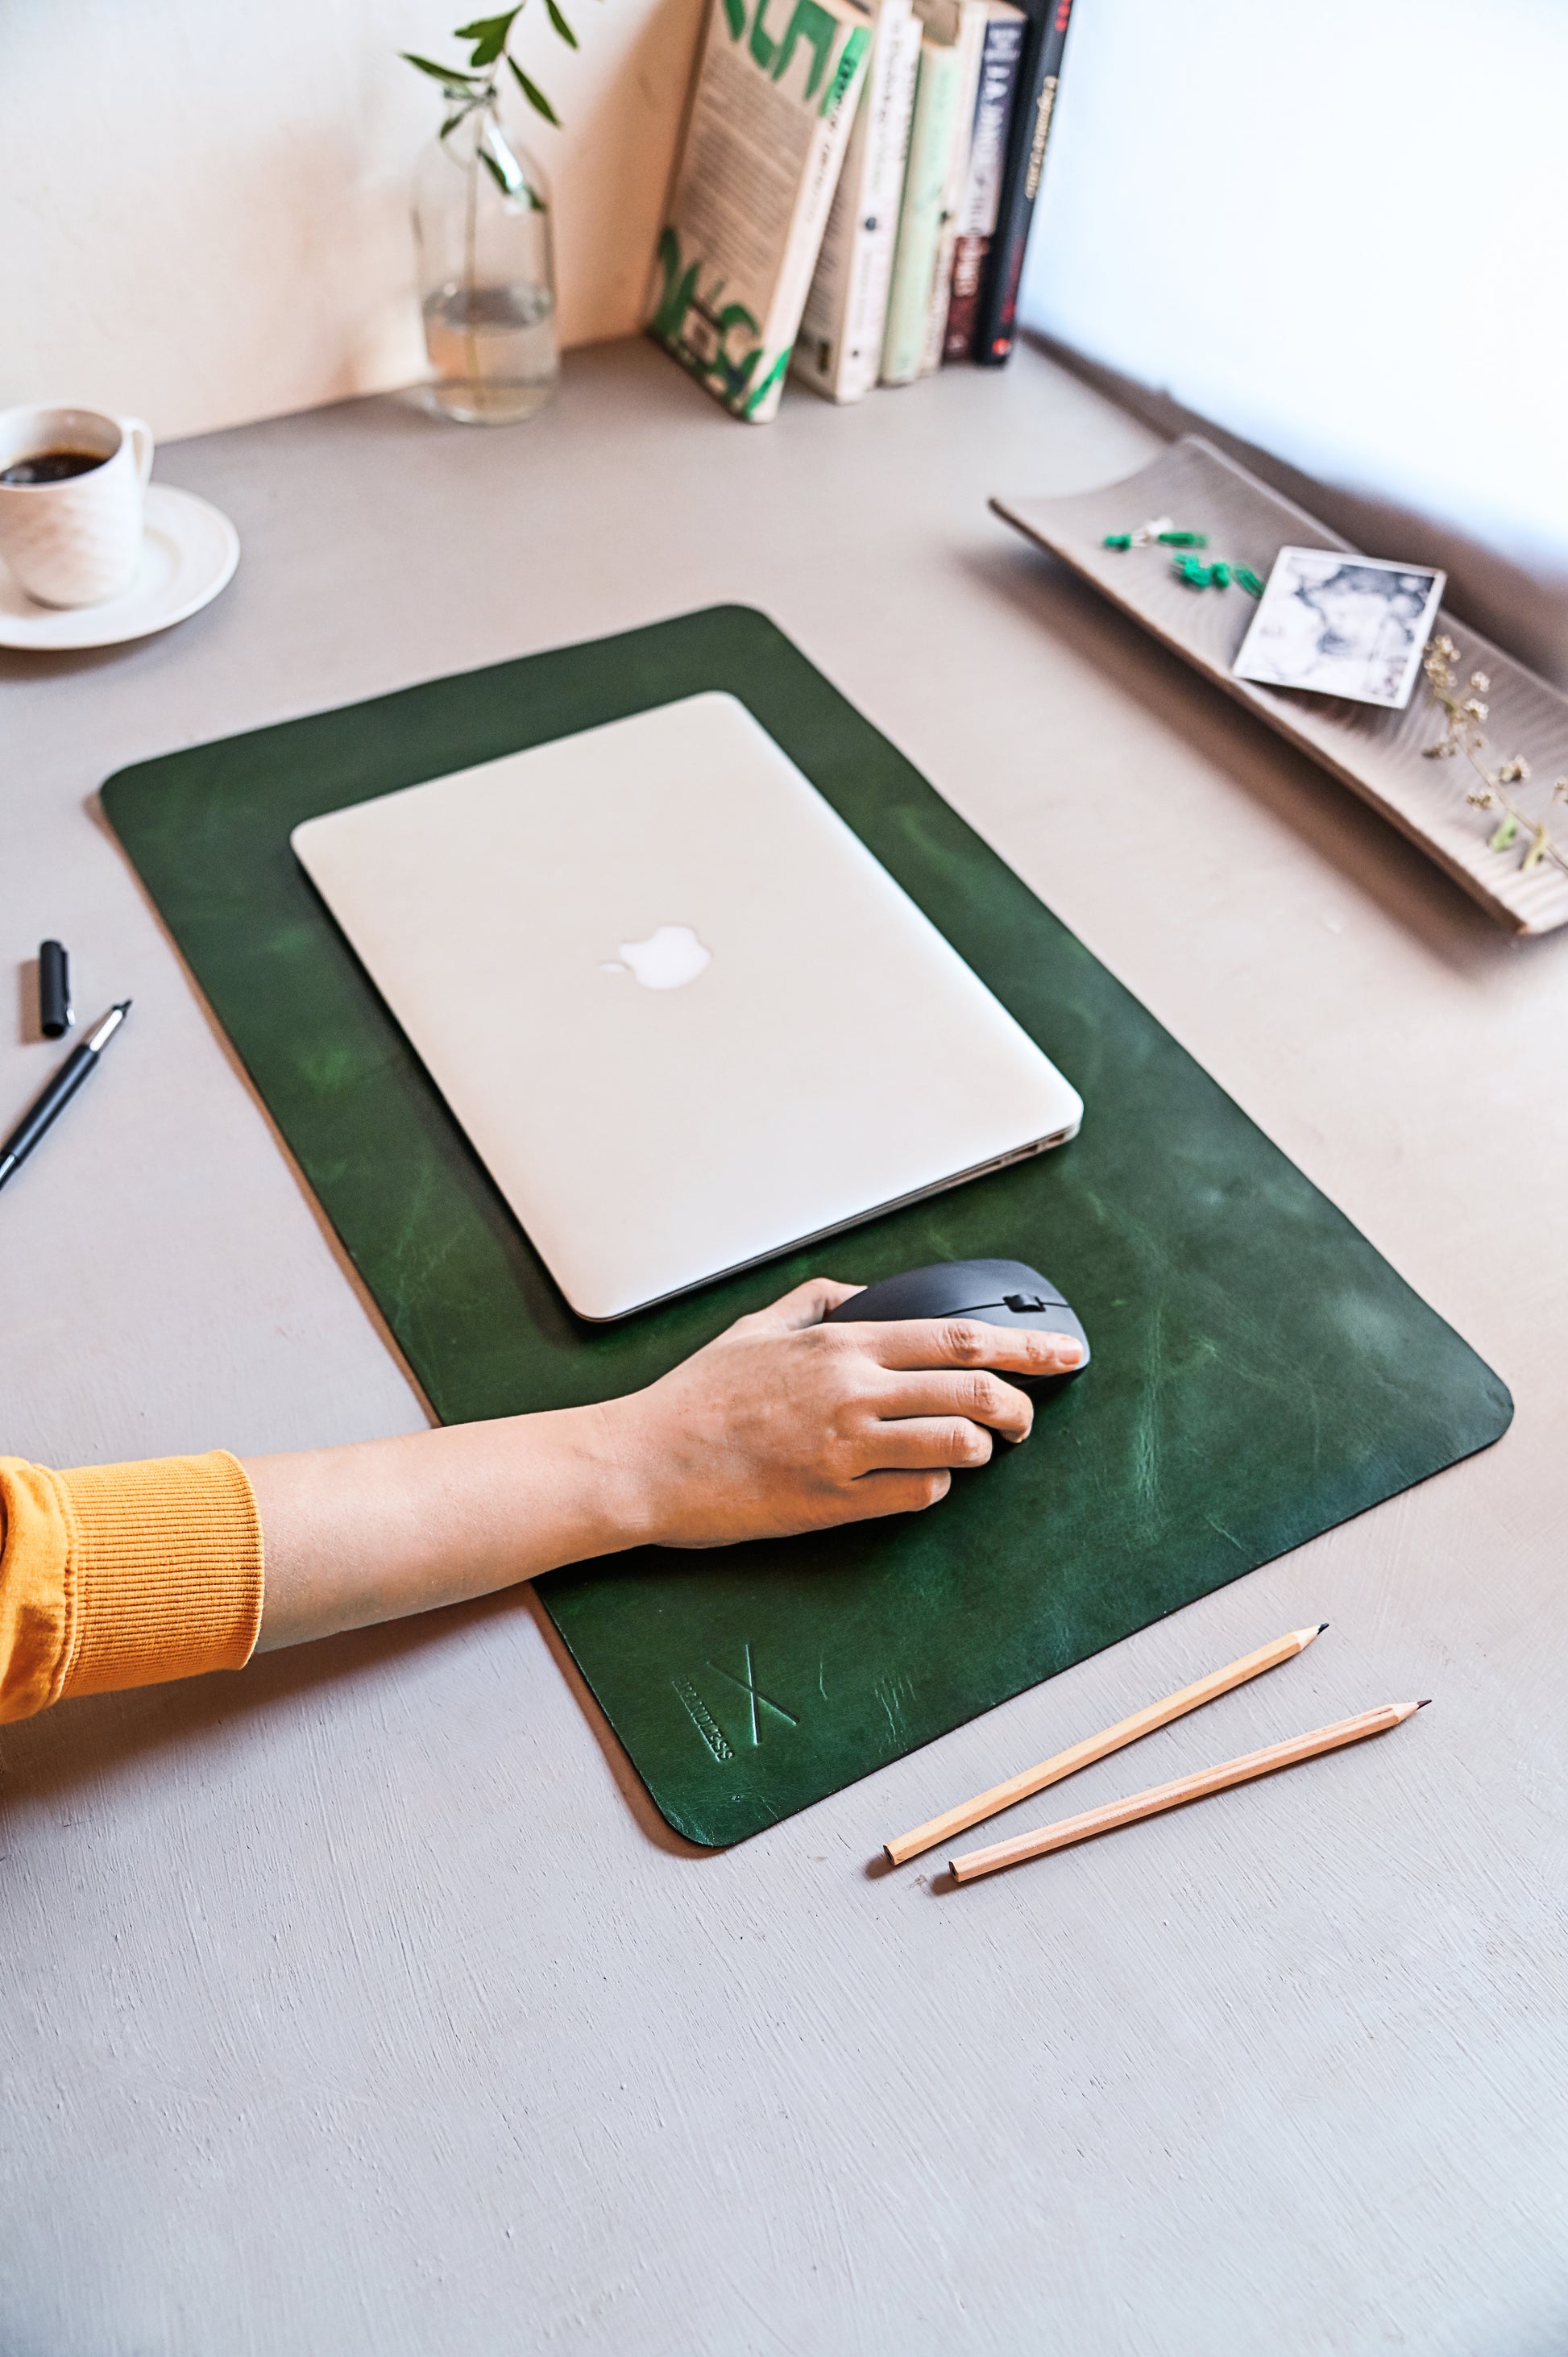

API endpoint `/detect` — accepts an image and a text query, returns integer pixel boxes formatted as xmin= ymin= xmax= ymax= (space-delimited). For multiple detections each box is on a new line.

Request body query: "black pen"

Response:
xmin=0 ymin=1001 xmax=131 ymax=1192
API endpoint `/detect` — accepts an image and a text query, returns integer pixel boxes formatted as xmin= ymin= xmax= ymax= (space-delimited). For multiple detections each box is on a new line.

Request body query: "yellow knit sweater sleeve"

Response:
xmin=0 ymin=1451 xmax=264 ymax=1722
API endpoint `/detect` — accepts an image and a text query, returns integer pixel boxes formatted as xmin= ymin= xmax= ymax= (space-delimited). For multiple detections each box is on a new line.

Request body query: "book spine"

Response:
xmin=840 ymin=6 xmax=923 ymax=396
xmin=878 ymin=40 xmax=963 ymax=384
xmin=941 ymin=12 xmax=1024 ymax=362
xmin=971 ymin=0 xmax=1072 ymax=366
xmin=759 ymin=37 xmax=875 ymax=418
xmin=916 ymin=0 xmax=988 ymax=374
xmin=794 ymin=0 xmax=919 ymax=402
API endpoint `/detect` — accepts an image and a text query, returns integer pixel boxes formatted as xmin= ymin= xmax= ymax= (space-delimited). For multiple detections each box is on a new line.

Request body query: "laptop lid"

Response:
xmin=291 ymin=691 xmax=1082 ymax=1320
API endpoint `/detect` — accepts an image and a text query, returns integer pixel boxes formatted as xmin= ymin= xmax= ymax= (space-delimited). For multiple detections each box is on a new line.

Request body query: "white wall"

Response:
xmin=0 ymin=0 xmax=704 ymax=443
xmin=1018 ymin=0 xmax=1568 ymax=592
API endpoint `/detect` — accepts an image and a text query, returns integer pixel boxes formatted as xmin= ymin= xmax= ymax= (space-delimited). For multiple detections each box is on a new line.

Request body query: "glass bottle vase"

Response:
xmin=413 ymin=99 xmax=558 ymax=425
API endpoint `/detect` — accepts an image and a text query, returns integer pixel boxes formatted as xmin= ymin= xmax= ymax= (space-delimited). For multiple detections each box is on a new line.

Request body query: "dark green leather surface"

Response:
xmin=101 ymin=607 xmax=1512 ymax=1845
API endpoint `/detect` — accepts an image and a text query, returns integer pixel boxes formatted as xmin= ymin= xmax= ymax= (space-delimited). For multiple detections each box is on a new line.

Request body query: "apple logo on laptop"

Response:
xmin=599 ymin=924 xmax=711 ymax=990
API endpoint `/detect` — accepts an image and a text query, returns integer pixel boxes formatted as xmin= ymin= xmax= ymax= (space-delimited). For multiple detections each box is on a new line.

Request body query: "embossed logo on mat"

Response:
xmin=674 ymin=1643 xmax=798 ymax=1764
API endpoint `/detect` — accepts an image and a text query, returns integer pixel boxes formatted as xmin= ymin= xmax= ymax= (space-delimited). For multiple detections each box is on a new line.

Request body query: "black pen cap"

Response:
xmin=39 ymin=940 xmax=73 ymax=1039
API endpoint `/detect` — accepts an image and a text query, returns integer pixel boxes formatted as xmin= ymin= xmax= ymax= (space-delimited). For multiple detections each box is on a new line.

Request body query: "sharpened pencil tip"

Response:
xmin=1317 ymin=1621 xmax=1329 ymax=1633
xmin=1417 ymin=1698 xmax=1432 ymax=1708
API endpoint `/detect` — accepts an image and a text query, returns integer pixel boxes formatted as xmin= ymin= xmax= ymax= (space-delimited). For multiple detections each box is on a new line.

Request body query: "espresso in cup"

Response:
xmin=0 ymin=405 xmax=153 ymax=607
xmin=0 ymin=449 xmax=108 ymax=487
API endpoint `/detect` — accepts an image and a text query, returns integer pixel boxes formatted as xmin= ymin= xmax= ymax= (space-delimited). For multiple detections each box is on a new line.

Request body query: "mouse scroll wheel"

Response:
xmin=1002 ymin=1292 xmax=1052 ymax=1313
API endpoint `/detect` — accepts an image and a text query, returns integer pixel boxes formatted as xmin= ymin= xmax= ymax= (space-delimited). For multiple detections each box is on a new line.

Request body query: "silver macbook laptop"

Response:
xmin=292 ymin=691 xmax=1082 ymax=1321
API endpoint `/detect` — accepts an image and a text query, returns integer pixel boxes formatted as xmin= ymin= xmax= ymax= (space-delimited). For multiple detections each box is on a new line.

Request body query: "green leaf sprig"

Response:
xmin=403 ymin=3 xmax=587 ymax=185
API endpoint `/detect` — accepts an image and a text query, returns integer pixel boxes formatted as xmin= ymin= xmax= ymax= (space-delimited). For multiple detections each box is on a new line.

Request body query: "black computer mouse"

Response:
xmin=822 ymin=1258 xmax=1089 ymax=1384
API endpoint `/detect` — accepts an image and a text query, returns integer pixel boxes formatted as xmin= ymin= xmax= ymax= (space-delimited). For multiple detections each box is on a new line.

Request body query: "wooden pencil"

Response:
xmin=883 ymin=1624 xmax=1327 ymax=1866
xmin=948 ymin=1700 xmax=1427 ymax=1883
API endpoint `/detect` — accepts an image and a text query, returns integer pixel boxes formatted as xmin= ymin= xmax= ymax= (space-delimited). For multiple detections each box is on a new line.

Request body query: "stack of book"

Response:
xmin=649 ymin=0 xmax=1076 ymax=419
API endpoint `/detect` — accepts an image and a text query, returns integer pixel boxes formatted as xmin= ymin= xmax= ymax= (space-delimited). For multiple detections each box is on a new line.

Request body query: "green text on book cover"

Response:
xmin=652 ymin=0 xmax=870 ymax=420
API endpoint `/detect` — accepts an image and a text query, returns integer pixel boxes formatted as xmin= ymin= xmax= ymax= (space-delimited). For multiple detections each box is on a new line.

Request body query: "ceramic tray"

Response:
xmin=993 ymin=437 xmax=1568 ymax=935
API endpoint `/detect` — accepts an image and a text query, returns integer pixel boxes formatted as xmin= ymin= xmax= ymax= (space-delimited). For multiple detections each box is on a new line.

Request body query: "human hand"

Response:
xmin=600 ymin=1276 xmax=1085 ymax=1550
xmin=247 ymin=1275 xmax=1085 ymax=1655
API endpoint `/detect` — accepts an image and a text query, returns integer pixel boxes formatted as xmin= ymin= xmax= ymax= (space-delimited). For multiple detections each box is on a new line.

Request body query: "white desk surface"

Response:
xmin=3 ymin=337 xmax=1566 ymax=2357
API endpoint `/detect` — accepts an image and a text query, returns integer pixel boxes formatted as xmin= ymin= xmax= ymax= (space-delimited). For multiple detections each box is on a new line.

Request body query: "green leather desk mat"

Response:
xmin=102 ymin=606 xmax=1511 ymax=1847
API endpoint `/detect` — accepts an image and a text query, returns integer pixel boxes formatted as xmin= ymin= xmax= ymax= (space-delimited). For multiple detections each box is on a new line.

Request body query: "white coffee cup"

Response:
xmin=0 ymin=404 xmax=154 ymax=608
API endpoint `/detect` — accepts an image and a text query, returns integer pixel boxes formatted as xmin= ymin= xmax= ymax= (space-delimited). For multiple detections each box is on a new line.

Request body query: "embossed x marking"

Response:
xmin=706 ymin=1643 xmax=799 ymax=1747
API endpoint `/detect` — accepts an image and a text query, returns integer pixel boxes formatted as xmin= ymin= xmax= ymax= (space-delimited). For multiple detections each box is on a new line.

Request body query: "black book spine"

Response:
xmin=971 ymin=0 xmax=1074 ymax=367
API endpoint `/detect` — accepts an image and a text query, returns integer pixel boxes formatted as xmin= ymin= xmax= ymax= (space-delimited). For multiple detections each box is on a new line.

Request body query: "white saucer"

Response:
xmin=0 ymin=483 xmax=239 ymax=650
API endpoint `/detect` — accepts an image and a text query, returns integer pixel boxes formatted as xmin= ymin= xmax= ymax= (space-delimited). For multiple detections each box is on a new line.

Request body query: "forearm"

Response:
xmin=2 ymin=1281 xmax=1077 ymax=1720
xmin=245 ymin=1402 xmax=644 ymax=1653
xmin=247 ymin=1288 xmax=1081 ymax=1652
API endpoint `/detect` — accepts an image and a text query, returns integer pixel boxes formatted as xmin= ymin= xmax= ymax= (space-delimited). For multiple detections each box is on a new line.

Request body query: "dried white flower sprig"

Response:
xmin=1424 ymin=637 xmax=1568 ymax=878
